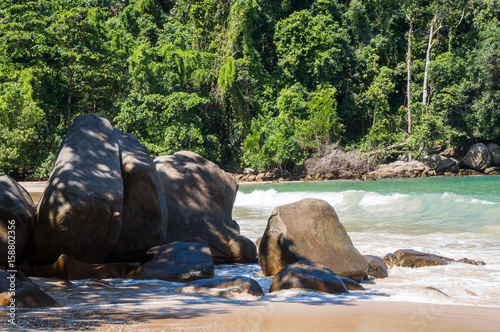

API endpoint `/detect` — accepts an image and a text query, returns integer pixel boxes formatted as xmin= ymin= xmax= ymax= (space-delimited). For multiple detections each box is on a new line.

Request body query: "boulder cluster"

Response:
xmin=0 ymin=114 xmax=489 ymax=306
xmin=368 ymin=143 xmax=500 ymax=179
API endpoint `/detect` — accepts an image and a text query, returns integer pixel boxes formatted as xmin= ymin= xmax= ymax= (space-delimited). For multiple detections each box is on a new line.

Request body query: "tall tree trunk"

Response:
xmin=423 ymin=14 xmax=445 ymax=107
xmin=406 ymin=14 xmax=413 ymax=136
xmin=67 ymin=67 xmax=73 ymax=130
xmin=423 ymin=14 xmax=437 ymax=106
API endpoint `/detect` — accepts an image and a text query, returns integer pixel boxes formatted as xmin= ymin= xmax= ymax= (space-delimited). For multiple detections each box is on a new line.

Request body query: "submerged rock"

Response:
xmin=30 ymin=114 xmax=123 ymax=265
xmin=0 ymin=174 xmax=36 ymax=268
xmin=131 ymin=242 xmax=214 ymax=282
xmin=154 ymin=151 xmax=255 ymax=264
xmin=259 ymin=198 xmax=367 ymax=281
xmin=177 ymin=277 xmax=264 ymax=298
xmin=269 ymin=260 xmax=349 ymax=294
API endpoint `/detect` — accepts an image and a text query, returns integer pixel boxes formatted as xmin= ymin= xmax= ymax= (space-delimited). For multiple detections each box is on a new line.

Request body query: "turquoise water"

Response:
xmin=232 ymin=176 xmax=500 ymax=306
xmin=234 ymin=176 xmax=500 ymax=236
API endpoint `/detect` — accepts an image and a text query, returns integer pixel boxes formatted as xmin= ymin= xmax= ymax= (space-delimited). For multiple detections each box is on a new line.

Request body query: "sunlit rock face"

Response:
xmin=29 ymin=114 xmax=123 ymax=265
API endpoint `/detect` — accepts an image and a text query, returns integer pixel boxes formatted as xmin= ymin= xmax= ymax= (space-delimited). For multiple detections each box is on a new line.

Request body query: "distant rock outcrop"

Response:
xmin=462 ymin=143 xmax=492 ymax=172
xmin=487 ymin=143 xmax=500 ymax=166
xmin=29 ymin=114 xmax=124 ymax=265
xmin=0 ymin=174 xmax=36 ymax=268
xmin=258 ymin=198 xmax=368 ymax=281
xmin=154 ymin=151 xmax=255 ymax=264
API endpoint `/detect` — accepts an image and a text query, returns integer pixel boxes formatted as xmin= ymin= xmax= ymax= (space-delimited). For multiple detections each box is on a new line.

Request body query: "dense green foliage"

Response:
xmin=1 ymin=0 xmax=499 ymax=177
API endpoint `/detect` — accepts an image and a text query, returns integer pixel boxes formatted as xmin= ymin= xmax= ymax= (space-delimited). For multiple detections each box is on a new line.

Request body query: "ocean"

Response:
xmin=232 ymin=176 xmax=500 ymax=306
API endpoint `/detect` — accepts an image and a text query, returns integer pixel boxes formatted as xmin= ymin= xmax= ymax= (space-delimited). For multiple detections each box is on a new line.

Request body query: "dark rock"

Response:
xmin=107 ymin=130 xmax=169 ymax=263
xmin=32 ymin=254 xmax=138 ymax=280
xmin=0 ymin=174 xmax=36 ymax=268
xmin=131 ymin=242 xmax=214 ymax=282
xmin=462 ymin=143 xmax=492 ymax=172
xmin=455 ymin=258 xmax=486 ymax=266
xmin=339 ymin=276 xmax=365 ymax=291
xmin=364 ymin=255 xmax=389 ymax=279
xmin=155 ymin=151 xmax=253 ymax=264
xmin=487 ymin=143 xmax=500 ymax=165
xmin=178 ymin=277 xmax=264 ymax=298
xmin=269 ymin=261 xmax=349 ymax=294
xmin=484 ymin=167 xmax=500 ymax=175
xmin=229 ymin=235 xmax=257 ymax=263
xmin=421 ymin=155 xmax=458 ymax=173
xmin=0 ymin=268 xmax=60 ymax=308
xmin=384 ymin=249 xmax=453 ymax=268
xmin=259 ymin=198 xmax=368 ymax=281
xmin=30 ymin=114 xmax=123 ymax=265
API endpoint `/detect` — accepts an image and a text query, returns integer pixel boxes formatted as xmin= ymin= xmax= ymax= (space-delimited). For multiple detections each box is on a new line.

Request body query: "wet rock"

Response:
xmin=177 ymin=277 xmax=264 ymax=298
xmin=269 ymin=261 xmax=349 ymax=294
xmin=30 ymin=114 xmax=123 ymax=265
xmin=108 ymin=130 xmax=169 ymax=263
xmin=384 ymin=249 xmax=452 ymax=268
xmin=84 ymin=278 xmax=112 ymax=287
xmin=32 ymin=254 xmax=138 ymax=280
xmin=364 ymin=255 xmax=389 ymax=279
xmin=0 ymin=269 xmax=60 ymax=308
xmin=462 ymin=143 xmax=492 ymax=172
xmin=155 ymin=151 xmax=253 ymax=264
xmin=0 ymin=174 xmax=36 ymax=268
xmin=384 ymin=249 xmax=485 ymax=268
xmin=131 ymin=242 xmax=214 ymax=282
xmin=259 ymin=198 xmax=367 ymax=281
xmin=339 ymin=276 xmax=365 ymax=291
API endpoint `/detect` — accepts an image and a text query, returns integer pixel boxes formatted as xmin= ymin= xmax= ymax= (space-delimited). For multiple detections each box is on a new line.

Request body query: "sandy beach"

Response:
xmin=6 ymin=295 xmax=500 ymax=332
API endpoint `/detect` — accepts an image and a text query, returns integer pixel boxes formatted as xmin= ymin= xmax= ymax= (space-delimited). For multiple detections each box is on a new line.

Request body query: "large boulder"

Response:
xmin=32 ymin=254 xmax=138 ymax=280
xmin=131 ymin=242 xmax=214 ymax=282
xmin=107 ymin=130 xmax=168 ymax=262
xmin=487 ymin=143 xmax=500 ymax=166
xmin=420 ymin=155 xmax=458 ymax=173
xmin=259 ymin=198 xmax=368 ymax=281
xmin=29 ymin=114 xmax=123 ymax=265
xmin=462 ymin=143 xmax=492 ymax=172
xmin=177 ymin=277 xmax=264 ymax=298
xmin=269 ymin=260 xmax=349 ymax=294
xmin=154 ymin=151 xmax=255 ymax=264
xmin=0 ymin=174 xmax=36 ymax=268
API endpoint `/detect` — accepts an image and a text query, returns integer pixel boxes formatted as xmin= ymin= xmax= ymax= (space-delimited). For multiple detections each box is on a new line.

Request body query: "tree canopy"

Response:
xmin=1 ymin=0 xmax=499 ymax=177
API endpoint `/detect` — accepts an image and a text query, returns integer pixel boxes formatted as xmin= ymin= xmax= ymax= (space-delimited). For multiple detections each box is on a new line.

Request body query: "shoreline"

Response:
xmin=6 ymin=297 xmax=500 ymax=331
